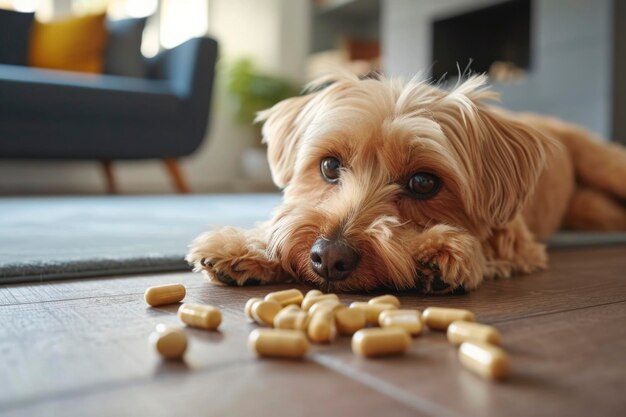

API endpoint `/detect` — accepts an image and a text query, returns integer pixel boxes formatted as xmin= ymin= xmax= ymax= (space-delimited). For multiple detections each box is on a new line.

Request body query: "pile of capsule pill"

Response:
xmin=144 ymin=284 xmax=510 ymax=381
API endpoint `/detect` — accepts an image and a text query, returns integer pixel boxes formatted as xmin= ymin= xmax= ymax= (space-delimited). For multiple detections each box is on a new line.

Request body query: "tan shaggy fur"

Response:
xmin=186 ymin=73 xmax=626 ymax=293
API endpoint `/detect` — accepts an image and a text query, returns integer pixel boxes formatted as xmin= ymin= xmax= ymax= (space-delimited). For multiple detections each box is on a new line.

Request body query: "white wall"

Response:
xmin=382 ymin=0 xmax=613 ymax=139
xmin=494 ymin=0 xmax=613 ymax=138
xmin=0 ymin=0 xmax=311 ymax=195
xmin=382 ymin=0 xmax=502 ymax=78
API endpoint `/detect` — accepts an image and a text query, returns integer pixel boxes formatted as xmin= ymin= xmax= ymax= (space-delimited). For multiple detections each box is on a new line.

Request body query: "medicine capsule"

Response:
xmin=281 ymin=304 xmax=302 ymax=313
xmin=351 ymin=327 xmax=411 ymax=358
xmin=447 ymin=321 xmax=501 ymax=346
xmin=251 ymin=300 xmax=282 ymax=326
xmin=178 ymin=303 xmax=222 ymax=330
xmin=305 ymin=289 xmax=323 ymax=299
xmin=248 ymin=328 xmax=309 ymax=359
xmin=378 ymin=309 xmax=423 ymax=336
xmin=349 ymin=301 xmax=397 ymax=325
xmin=301 ymin=290 xmax=321 ymax=309
xmin=301 ymin=293 xmax=339 ymax=311
xmin=334 ymin=307 xmax=367 ymax=336
xmin=144 ymin=283 xmax=186 ymax=307
xmin=307 ymin=310 xmax=337 ymax=343
xmin=273 ymin=307 xmax=310 ymax=331
xmin=244 ymin=297 xmax=263 ymax=321
xmin=149 ymin=324 xmax=187 ymax=360
xmin=423 ymin=307 xmax=475 ymax=331
xmin=459 ymin=341 xmax=510 ymax=380
xmin=265 ymin=289 xmax=304 ymax=307
xmin=308 ymin=299 xmax=343 ymax=316
xmin=368 ymin=294 xmax=401 ymax=308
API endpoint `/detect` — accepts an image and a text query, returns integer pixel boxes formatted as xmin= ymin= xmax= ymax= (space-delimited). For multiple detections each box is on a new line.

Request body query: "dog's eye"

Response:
xmin=407 ymin=172 xmax=441 ymax=199
xmin=320 ymin=157 xmax=341 ymax=183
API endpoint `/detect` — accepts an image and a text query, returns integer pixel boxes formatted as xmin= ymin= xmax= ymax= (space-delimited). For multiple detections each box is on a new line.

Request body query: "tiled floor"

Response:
xmin=1 ymin=246 xmax=625 ymax=417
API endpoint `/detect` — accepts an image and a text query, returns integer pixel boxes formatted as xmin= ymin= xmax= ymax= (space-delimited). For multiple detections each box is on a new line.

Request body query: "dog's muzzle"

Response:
xmin=309 ymin=237 xmax=360 ymax=281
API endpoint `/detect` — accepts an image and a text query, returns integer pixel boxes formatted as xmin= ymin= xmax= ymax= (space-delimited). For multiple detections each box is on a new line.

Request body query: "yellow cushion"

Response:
xmin=28 ymin=13 xmax=107 ymax=73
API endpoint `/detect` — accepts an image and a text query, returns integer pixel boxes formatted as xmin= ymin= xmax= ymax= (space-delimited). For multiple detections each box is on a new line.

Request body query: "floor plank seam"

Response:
xmin=488 ymin=299 xmax=626 ymax=324
xmin=0 ymin=358 xmax=251 ymax=413
xmin=0 ymin=286 xmax=209 ymax=307
xmin=312 ymin=353 xmax=463 ymax=417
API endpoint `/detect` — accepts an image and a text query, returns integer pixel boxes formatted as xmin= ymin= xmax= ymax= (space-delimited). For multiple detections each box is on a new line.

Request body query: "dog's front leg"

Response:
xmin=482 ymin=214 xmax=548 ymax=279
xmin=411 ymin=225 xmax=486 ymax=294
xmin=186 ymin=223 xmax=289 ymax=286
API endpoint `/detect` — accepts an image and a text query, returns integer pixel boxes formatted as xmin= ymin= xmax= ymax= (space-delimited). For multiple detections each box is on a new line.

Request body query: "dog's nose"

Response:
xmin=309 ymin=237 xmax=360 ymax=281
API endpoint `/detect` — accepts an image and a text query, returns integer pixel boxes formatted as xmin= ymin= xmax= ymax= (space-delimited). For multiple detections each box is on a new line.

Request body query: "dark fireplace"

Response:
xmin=431 ymin=0 xmax=531 ymax=81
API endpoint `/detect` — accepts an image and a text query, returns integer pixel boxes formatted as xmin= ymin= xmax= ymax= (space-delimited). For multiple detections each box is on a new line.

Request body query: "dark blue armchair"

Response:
xmin=0 ymin=36 xmax=218 ymax=193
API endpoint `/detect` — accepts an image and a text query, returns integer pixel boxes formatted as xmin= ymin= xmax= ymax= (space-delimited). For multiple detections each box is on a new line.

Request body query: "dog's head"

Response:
xmin=257 ymin=73 xmax=550 ymax=291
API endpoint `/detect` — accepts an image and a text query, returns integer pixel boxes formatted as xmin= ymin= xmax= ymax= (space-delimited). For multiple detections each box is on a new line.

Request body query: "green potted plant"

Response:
xmin=227 ymin=58 xmax=301 ymax=146
xmin=225 ymin=59 xmax=301 ymax=184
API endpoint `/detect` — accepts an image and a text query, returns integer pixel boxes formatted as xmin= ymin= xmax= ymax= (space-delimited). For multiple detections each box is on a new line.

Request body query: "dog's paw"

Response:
xmin=186 ymin=227 xmax=285 ymax=286
xmin=413 ymin=226 xmax=484 ymax=294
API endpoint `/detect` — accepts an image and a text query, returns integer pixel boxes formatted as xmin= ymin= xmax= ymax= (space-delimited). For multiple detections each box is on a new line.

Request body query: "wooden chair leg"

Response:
xmin=101 ymin=160 xmax=117 ymax=194
xmin=163 ymin=158 xmax=190 ymax=193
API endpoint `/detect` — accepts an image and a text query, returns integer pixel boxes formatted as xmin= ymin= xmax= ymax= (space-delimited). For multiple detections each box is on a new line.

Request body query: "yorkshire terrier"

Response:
xmin=187 ymin=73 xmax=626 ymax=293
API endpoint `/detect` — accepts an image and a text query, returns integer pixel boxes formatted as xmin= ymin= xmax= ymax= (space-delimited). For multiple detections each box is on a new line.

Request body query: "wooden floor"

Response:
xmin=1 ymin=246 xmax=625 ymax=417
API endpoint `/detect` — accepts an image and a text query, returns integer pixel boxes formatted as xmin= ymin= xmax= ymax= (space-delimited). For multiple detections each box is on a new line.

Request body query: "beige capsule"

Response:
xmin=423 ymin=307 xmax=475 ymax=331
xmin=307 ymin=310 xmax=337 ymax=343
xmin=351 ymin=327 xmax=411 ymax=358
xmin=251 ymin=300 xmax=282 ymax=326
xmin=334 ymin=307 xmax=367 ymax=336
xmin=281 ymin=304 xmax=302 ymax=313
xmin=300 ymin=290 xmax=320 ymax=310
xmin=301 ymin=293 xmax=339 ymax=311
xmin=308 ymin=299 xmax=343 ymax=316
xmin=368 ymin=294 xmax=401 ymax=308
xmin=349 ymin=301 xmax=397 ymax=325
xmin=447 ymin=321 xmax=501 ymax=346
xmin=459 ymin=341 xmax=510 ymax=380
xmin=304 ymin=289 xmax=323 ymax=299
xmin=248 ymin=328 xmax=309 ymax=359
xmin=264 ymin=289 xmax=304 ymax=307
xmin=144 ymin=283 xmax=186 ymax=307
xmin=273 ymin=307 xmax=310 ymax=331
xmin=244 ymin=297 xmax=264 ymax=321
xmin=178 ymin=303 xmax=222 ymax=330
xmin=149 ymin=324 xmax=188 ymax=360
xmin=378 ymin=309 xmax=423 ymax=336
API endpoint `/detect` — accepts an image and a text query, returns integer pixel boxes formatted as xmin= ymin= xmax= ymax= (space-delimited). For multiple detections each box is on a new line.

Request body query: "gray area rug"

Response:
xmin=0 ymin=194 xmax=282 ymax=284
xmin=1 ymin=194 xmax=625 ymax=284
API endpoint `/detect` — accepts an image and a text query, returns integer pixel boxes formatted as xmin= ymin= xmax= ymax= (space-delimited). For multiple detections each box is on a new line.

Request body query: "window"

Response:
xmin=2 ymin=0 xmax=209 ymax=57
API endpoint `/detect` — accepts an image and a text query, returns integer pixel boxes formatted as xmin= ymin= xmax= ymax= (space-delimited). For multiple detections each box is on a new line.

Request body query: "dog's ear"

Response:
xmin=472 ymin=107 xmax=552 ymax=227
xmin=256 ymin=92 xmax=319 ymax=188
xmin=434 ymin=76 xmax=553 ymax=228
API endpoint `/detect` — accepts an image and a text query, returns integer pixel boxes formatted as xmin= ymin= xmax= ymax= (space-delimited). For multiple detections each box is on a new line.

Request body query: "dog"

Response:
xmin=186 ymin=73 xmax=626 ymax=294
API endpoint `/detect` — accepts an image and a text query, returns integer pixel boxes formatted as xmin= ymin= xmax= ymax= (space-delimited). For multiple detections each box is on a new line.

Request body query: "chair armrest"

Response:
xmin=145 ymin=36 xmax=219 ymax=153
xmin=147 ymin=37 xmax=218 ymax=101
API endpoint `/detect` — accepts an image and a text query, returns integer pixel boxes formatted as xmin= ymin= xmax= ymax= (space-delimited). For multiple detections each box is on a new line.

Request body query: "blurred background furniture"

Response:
xmin=0 ymin=36 xmax=218 ymax=193
xmin=1 ymin=0 xmax=623 ymax=194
